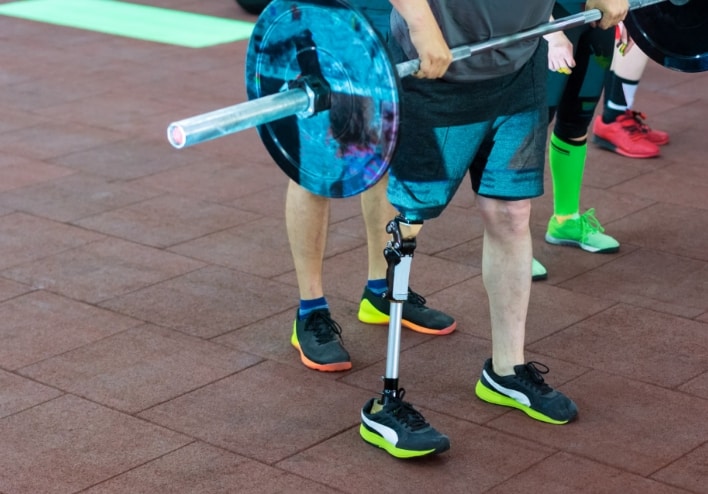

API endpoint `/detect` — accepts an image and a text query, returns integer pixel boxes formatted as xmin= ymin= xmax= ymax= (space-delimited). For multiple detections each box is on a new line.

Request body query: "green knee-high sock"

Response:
xmin=549 ymin=133 xmax=586 ymax=218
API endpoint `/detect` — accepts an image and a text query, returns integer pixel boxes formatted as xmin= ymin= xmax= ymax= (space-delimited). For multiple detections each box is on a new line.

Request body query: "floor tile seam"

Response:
xmin=527 ymin=300 xmax=624 ymax=346
xmin=614 ymin=296 xmax=708 ymax=326
xmin=0 ymin=171 xmax=160 ymax=214
xmin=207 ymin=305 xmax=298 ymax=346
xmin=70 ymin=440 xmax=200 ymax=494
xmin=645 ymin=440 xmax=708 ymax=492
xmin=161 ymin=214 xmax=271 ymax=249
xmin=67 ymin=194 xmax=264 ymax=245
xmin=476 ymin=449 xmax=562 ymax=493
xmin=0 ymin=237 xmax=211 ymax=303
xmin=556 ymin=286 xmax=706 ymax=322
xmin=523 ymin=358 xmax=708 ymax=403
xmin=273 ymin=423 xmax=362 ymax=467
xmin=424 ymin=234 xmax=486 ymax=258
xmin=0 ymin=120 xmax=128 ymax=160
xmin=87 ymin=260 xmax=210 ymax=305
xmin=9 ymin=323 xmax=137 ymax=375
xmin=1 ymin=301 xmax=145 ymax=366
xmin=0 ymin=213 xmax=111 ymax=264
xmin=0 ymin=390 xmax=66 ymax=422
xmin=126 ymin=356 xmax=267 ymax=414
xmin=606 ymin=177 xmax=708 ymax=214
xmin=13 ymin=319 xmax=268 ymax=376
xmin=0 ymin=274 xmax=37 ymax=303
xmin=13 ymin=341 xmax=267 ymax=416
xmin=637 ymin=245 xmax=708 ymax=265
xmin=552 ymin=268 xmax=707 ymax=317
xmin=477 ymin=419 xmax=677 ymax=480
xmin=550 ymin=248 xmax=635 ymax=284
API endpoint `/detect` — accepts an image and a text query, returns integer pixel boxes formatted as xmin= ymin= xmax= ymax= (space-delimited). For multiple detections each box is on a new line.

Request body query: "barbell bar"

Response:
xmin=166 ymin=0 xmax=705 ymax=198
xmin=167 ymin=0 xmax=670 ymax=150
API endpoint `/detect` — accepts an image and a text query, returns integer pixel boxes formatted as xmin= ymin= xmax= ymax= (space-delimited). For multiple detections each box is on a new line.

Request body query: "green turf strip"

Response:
xmin=0 ymin=0 xmax=255 ymax=47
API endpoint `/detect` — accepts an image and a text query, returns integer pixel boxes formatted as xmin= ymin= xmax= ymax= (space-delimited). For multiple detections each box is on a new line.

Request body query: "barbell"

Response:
xmin=167 ymin=0 xmax=707 ymax=198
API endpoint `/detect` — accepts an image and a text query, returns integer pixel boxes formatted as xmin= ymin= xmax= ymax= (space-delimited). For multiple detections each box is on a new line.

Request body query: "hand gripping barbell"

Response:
xmin=167 ymin=0 xmax=706 ymax=198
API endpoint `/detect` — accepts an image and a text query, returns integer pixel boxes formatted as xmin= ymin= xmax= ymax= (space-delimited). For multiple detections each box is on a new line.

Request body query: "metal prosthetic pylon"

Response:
xmin=380 ymin=215 xmax=421 ymax=403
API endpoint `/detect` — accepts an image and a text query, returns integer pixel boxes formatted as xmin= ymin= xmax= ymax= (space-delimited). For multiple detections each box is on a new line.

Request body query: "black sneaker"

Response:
xmin=360 ymin=389 xmax=450 ymax=458
xmin=357 ymin=287 xmax=456 ymax=335
xmin=290 ymin=310 xmax=351 ymax=372
xmin=475 ymin=358 xmax=578 ymax=424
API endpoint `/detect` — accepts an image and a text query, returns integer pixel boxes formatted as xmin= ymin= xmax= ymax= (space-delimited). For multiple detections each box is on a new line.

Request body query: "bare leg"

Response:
xmin=361 ymin=174 xmax=397 ymax=281
xmin=477 ymin=196 xmax=532 ymax=376
xmin=285 ymin=180 xmax=329 ymax=300
xmin=611 ymin=44 xmax=649 ymax=81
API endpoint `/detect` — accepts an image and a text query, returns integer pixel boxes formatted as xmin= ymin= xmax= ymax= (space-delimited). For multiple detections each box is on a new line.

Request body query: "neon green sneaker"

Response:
xmin=545 ymin=209 xmax=619 ymax=253
xmin=532 ymin=258 xmax=547 ymax=281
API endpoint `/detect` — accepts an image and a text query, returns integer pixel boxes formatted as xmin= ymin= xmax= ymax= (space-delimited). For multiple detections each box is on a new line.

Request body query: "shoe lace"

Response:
xmin=519 ymin=362 xmax=553 ymax=394
xmin=617 ymin=111 xmax=647 ymax=141
xmin=386 ymin=388 xmax=430 ymax=431
xmin=306 ymin=311 xmax=344 ymax=345
xmin=579 ymin=208 xmax=605 ymax=236
xmin=628 ymin=110 xmax=654 ymax=134
xmin=406 ymin=290 xmax=427 ymax=307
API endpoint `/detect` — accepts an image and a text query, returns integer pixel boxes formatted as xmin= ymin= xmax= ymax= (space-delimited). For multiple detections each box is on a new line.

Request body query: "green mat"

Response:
xmin=0 ymin=0 xmax=255 ymax=47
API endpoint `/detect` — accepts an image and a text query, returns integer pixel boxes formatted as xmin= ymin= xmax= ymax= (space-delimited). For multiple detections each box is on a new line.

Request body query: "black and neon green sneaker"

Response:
xmin=360 ymin=390 xmax=450 ymax=458
xmin=475 ymin=358 xmax=578 ymax=425
xmin=532 ymin=258 xmax=548 ymax=282
xmin=291 ymin=310 xmax=351 ymax=372
xmin=357 ymin=287 xmax=456 ymax=335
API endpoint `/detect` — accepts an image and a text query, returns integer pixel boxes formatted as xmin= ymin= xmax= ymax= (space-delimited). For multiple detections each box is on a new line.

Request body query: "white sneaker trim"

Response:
xmin=361 ymin=409 xmax=399 ymax=446
xmin=482 ymin=368 xmax=531 ymax=407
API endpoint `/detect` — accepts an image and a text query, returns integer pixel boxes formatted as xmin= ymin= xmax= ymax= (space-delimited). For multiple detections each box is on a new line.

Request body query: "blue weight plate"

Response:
xmin=246 ymin=0 xmax=400 ymax=198
xmin=624 ymin=0 xmax=708 ymax=73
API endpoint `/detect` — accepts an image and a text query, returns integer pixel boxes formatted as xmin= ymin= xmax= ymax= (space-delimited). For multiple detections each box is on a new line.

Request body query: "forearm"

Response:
xmin=388 ymin=0 xmax=451 ymax=78
xmin=388 ymin=0 xmax=437 ymax=33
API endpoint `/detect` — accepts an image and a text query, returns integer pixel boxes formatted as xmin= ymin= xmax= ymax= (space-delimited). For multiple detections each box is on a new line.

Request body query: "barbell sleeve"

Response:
xmin=167 ymin=88 xmax=311 ymax=149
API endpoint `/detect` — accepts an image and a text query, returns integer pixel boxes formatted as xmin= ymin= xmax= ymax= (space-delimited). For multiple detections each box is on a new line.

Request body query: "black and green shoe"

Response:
xmin=360 ymin=389 xmax=450 ymax=458
xmin=475 ymin=358 xmax=578 ymax=424
xmin=291 ymin=310 xmax=351 ymax=372
xmin=358 ymin=287 xmax=456 ymax=335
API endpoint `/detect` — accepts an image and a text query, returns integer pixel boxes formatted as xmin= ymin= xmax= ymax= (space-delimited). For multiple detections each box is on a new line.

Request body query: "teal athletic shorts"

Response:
xmin=387 ymin=43 xmax=549 ymax=222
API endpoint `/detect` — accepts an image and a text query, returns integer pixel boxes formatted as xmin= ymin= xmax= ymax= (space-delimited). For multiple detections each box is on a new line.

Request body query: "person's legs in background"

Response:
xmin=545 ymin=16 xmax=620 ymax=255
xmin=593 ymin=38 xmax=669 ymax=157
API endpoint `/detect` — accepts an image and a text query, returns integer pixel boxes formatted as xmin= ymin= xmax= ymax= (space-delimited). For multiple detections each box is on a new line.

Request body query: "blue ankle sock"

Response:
xmin=367 ymin=279 xmax=388 ymax=296
xmin=298 ymin=297 xmax=328 ymax=320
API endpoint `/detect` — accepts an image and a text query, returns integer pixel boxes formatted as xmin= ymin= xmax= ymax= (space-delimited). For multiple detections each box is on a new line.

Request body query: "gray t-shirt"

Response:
xmin=391 ymin=0 xmax=555 ymax=82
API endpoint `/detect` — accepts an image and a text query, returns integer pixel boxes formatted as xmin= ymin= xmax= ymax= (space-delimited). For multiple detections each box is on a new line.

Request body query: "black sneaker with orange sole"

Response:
xmin=357 ymin=287 xmax=456 ymax=335
xmin=291 ymin=309 xmax=351 ymax=372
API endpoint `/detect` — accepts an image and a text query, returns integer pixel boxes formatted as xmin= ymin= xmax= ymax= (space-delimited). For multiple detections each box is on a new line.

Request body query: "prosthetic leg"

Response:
xmin=359 ymin=216 xmax=450 ymax=458
xmin=380 ymin=215 xmax=420 ymax=402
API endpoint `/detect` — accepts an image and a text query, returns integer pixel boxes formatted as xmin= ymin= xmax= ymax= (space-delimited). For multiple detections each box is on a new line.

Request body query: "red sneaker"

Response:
xmin=627 ymin=110 xmax=670 ymax=146
xmin=592 ymin=113 xmax=661 ymax=159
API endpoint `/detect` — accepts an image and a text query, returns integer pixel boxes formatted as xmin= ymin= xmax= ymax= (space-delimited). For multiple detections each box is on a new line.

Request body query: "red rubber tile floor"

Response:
xmin=0 ymin=1 xmax=706 ymax=493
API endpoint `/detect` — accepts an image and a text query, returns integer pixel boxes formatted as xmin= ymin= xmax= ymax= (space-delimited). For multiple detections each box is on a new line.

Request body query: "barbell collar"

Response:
xmin=167 ymin=88 xmax=311 ymax=149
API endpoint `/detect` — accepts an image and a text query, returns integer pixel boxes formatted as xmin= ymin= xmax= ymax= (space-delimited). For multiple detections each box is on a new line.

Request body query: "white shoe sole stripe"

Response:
xmin=482 ymin=368 xmax=531 ymax=407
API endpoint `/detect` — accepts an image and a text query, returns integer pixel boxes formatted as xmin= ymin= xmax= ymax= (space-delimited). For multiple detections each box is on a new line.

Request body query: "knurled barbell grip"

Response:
xmin=396 ymin=0 xmax=673 ymax=78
